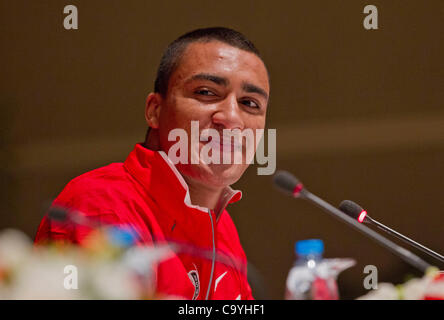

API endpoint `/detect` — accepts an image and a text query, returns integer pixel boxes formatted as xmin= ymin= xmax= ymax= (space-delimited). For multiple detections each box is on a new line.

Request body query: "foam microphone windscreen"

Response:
xmin=339 ymin=200 xmax=364 ymax=220
xmin=47 ymin=206 xmax=69 ymax=222
xmin=273 ymin=170 xmax=301 ymax=195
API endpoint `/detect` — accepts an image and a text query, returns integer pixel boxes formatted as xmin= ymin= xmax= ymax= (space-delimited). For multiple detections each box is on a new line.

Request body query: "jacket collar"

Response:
xmin=123 ymin=143 xmax=242 ymax=222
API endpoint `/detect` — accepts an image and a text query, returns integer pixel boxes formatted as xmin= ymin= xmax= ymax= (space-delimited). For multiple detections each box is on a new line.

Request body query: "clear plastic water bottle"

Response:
xmin=285 ymin=239 xmax=355 ymax=300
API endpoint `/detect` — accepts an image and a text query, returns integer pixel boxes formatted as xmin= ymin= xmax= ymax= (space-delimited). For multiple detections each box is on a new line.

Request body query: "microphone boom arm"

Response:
xmin=300 ymin=189 xmax=432 ymax=273
xmin=366 ymin=216 xmax=444 ymax=264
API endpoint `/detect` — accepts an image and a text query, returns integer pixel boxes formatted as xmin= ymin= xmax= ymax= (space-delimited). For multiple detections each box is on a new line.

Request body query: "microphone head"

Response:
xmin=47 ymin=206 xmax=69 ymax=222
xmin=273 ymin=170 xmax=304 ymax=197
xmin=339 ymin=200 xmax=368 ymax=223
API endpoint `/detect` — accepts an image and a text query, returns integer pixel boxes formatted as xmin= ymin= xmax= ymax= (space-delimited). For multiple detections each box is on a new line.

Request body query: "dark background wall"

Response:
xmin=1 ymin=0 xmax=443 ymax=299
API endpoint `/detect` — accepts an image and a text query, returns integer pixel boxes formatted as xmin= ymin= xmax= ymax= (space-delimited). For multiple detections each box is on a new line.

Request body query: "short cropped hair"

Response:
xmin=154 ymin=27 xmax=263 ymax=97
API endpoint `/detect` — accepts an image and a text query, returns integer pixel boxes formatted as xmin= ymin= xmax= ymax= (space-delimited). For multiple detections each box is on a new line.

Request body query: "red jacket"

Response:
xmin=34 ymin=143 xmax=253 ymax=300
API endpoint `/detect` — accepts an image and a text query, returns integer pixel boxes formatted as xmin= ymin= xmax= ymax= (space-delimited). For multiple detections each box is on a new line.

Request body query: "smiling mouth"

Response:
xmin=202 ymin=137 xmax=243 ymax=152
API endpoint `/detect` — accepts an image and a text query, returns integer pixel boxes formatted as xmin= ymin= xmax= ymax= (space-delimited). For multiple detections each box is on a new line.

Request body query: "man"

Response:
xmin=35 ymin=27 xmax=270 ymax=300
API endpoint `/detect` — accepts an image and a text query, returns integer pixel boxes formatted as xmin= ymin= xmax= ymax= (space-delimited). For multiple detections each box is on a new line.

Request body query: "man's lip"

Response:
xmin=202 ymin=138 xmax=243 ymax=150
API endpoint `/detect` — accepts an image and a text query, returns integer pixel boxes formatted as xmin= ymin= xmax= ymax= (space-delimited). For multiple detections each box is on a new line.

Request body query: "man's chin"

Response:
xmin=206 ymin=163 xmax=246 ymax=186
xmin=179 ymin=163 xmax=247 ymax=188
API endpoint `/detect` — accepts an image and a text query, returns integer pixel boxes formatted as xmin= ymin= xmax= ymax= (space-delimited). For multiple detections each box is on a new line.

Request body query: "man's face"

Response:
xmin=157 ymin=41 xmax=270 ymax=188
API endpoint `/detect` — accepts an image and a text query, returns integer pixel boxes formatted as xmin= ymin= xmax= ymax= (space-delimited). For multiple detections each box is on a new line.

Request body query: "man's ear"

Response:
xmin=145 ymin=92 xmax=163 ymax=128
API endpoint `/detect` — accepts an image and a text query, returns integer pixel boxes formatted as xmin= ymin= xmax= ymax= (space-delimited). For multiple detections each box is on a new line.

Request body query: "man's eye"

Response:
xmin=195 ymin=89 xmax=215 ymax=96
xmin=241 ymin=99 xmax=259 ymax=108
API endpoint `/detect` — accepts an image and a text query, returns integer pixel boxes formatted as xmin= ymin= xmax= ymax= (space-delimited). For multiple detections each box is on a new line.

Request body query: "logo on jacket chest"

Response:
xmin=187 ymin=264 xmax=200 ymax=300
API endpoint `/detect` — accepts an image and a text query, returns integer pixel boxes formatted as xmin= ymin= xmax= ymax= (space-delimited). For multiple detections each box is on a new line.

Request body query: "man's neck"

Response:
xmin=143 ymin=134 xmax=224 ymax=210
xmin=144 ymin=128 xmax=160 ymax=151
xmin=182 ymin=175 xmax=224 ymax=210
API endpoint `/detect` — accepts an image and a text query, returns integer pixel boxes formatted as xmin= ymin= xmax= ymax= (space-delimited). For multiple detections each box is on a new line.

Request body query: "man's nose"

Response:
xmin=211 ymin=94 xmax=244 ymax=130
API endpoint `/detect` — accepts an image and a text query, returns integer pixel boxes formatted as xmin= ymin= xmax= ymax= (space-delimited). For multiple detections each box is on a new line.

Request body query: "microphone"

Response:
xmin=339 ymin=200 xmax=444 ymax=264
xmin=273 ymin=170 xmax=433 ymax=273
xmin=48 ymin=205 xmax=101 ymax=228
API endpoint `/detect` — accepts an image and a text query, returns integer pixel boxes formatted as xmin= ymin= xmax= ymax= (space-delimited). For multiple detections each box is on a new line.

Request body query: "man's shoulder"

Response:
xmin=54 ymin=162 xmax=139 ymax=214
xmin=35 ymin=161 xmax=157 ymax=245
xmin=64 ymin=162 xmax=129 ymax=191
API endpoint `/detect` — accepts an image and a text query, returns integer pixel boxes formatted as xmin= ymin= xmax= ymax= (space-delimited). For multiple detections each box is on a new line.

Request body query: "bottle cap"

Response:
xmin=295 ymin=239 xmax=324 ymax=255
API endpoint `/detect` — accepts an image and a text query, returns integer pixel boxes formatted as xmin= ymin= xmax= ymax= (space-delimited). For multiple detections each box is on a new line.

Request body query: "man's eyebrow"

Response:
xmin=242 ymin=83 xmax=269 ymax=100
xmin=187 ymin=73 xmax=228 ymax=86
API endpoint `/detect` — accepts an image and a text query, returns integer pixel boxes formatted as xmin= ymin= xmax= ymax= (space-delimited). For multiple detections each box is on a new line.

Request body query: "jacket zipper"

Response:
xmin=205 ymin=208 xmax=216 ymax=300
